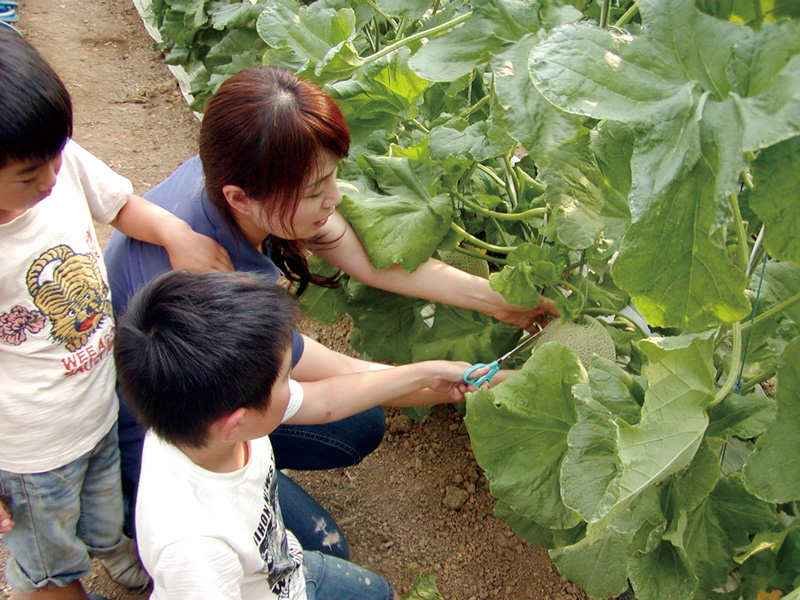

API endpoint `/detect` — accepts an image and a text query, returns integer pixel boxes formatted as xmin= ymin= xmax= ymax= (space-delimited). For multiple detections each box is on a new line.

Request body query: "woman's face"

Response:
xmin=263 ymin=150 xmax=342 ymax=240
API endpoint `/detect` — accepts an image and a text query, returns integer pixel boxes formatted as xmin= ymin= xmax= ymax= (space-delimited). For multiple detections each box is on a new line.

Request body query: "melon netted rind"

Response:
xmin=437 ymin=249 xmax=490 ymax=279
xmin=534 ymin=316 xmax=616 ymax=368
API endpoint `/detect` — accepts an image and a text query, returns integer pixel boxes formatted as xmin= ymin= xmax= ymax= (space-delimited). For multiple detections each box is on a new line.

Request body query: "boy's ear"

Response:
xmin=217 ymin=407 xmax=247 ymax=443
xmin=222 ymin=185 xmax=255 ymax=217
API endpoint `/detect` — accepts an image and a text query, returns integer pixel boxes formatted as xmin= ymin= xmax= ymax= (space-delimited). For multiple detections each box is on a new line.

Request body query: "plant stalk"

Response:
xmin=712 ymin=322 xmax=742 ymax=406
xmin=728 ymin=193 xmax=749 ymax=270
xmin=363 ymin=11 xmax=473 ymax=64
xmin=739 ymin=369 xmax=776 ymax=395
xmin=502 ymin=155 xmax=519 ymax=207
xmin=600 ymin=0 xmax=611 ymax=28
xmin=454 ymin=245 xmax=508 ymax=266
xmin=453 ymin=190 xmax=547 ymax=221
xmin=741 ymin=295 xmax=800 ymax=333
xmin=475 ymin=164 xmax=507 ymax=188
xmin=614 ymin=1 xmax=639 ymax=27
xmin=585 ymin=307 xmax=650 ymax=338
xmin=450 ymin=222 xmax=515 ymax=253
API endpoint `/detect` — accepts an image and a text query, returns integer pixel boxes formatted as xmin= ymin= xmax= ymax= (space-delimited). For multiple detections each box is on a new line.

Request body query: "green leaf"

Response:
xmin=597 ymin=333 xmax=717 ymax=522
xmin=208 ymin=1 xmax=263 ymax=30
xmin=428 ymin=120 xmax=516 ymax=163
xmin=465 ymin=344 xmax=584 ymax=529
xmin=326 ymin=51 xmax=429 ymax=142
xmin=728 ymin=22 xmax=800 ymax=98
xmin=256 ymin=0 xmax=363 ymax=83
xmin=707 ymin=392 xmax=778 ymax=440
xmin=408 ymin=0 xmax=545 ymax=82
xmin=538 ymin=134 xmax=630 ymax=254
xmin=338 ymin=164 xmax=452 ymax=272
xmin=749 ymin=136 xmax=800 ymax=267
xmin=374 ymin=0 xmax=430 ymax=19
xmin=739 ymin=54 xmax=800 ymax=153
xmin=400 ymin=573 xmax=444 ymax=600
xmin=344 ymin=281 xmax=418 ymax=363
xmin=628 ymin=538 xmax=698 ymax=600
xmin=744 ymin=336 xmax=800 ymax=503
xmin=488 ymin=244 xmax=564 ymax=309
xmin=492 ymin=35 xmax=584 ymax=156
xmin=611 ymin=156 xmax=751 ymax=330
xmin=529 ymin=22 xmax=698 ymax=123
xmin=493 ymin=498 xmax=555 ymax=548
xmin=550 ymin=528 xmax=631 ymax=599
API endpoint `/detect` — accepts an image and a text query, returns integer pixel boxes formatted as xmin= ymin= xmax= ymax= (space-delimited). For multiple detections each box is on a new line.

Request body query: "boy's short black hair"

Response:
xmin=0 ymin=27 xmax=73 ymax=169
xmin=114 ymin=271 xmax=297 ymax=448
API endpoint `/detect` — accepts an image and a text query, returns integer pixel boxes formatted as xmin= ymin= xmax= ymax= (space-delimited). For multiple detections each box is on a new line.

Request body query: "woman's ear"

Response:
xmin=222 ymin=184 xmax=254 ymax=217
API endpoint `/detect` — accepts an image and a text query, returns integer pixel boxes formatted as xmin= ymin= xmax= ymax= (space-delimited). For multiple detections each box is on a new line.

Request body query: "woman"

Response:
xmin=104 ymin=66 xmax=556 ymax=557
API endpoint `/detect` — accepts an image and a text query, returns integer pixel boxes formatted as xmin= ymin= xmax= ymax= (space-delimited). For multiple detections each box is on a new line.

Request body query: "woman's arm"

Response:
xmin=110 ymin=194 xmax=233 ymax=272
xmin=287 ymin=360 xmax=479 ymax=425
xmin=311 ymin=212 xmax=557 ymax=332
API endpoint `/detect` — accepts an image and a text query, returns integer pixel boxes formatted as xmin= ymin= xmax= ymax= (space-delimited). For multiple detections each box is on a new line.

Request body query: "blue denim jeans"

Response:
xmin=118 ymin=399 xmax=386 ymax=558
xmin=0 ymin=424 xmax=124 ymax=593
xmin=303 ymin=550 xmax=394 ymax=600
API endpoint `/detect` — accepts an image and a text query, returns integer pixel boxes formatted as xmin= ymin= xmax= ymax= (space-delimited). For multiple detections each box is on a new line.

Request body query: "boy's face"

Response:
xmin=0 ymin=153 xmax=63 ymax=222
xmin=248 ymin=349 xmax=293 ymax=439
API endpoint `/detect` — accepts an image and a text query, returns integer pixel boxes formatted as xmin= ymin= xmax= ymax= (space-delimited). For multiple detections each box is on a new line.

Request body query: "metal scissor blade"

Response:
xmin=495 ymin=327 xmax=546 ymax=366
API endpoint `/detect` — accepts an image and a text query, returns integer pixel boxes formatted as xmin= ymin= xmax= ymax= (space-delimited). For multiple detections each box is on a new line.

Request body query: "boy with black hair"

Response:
xmin=114 ymin=270 xmax=484 ymax=600
xmin=0 ymin=27 xmax=232 ymax=600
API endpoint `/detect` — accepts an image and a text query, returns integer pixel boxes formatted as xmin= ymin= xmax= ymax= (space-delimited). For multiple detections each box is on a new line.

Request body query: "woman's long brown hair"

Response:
xmin=199 ymin=66 xmax=350 ymax=294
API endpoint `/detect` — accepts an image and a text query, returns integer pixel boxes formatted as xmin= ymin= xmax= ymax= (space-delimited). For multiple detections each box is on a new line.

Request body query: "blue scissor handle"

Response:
xmin=462 ymin=361 xmax=499 ymax=386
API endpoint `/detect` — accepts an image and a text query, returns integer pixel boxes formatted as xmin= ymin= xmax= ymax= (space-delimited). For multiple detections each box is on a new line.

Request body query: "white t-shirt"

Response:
xmin=136 ymin=380 xmax=307 ymax=600
xmin=0 ymin=140 xmax=131 ymax=473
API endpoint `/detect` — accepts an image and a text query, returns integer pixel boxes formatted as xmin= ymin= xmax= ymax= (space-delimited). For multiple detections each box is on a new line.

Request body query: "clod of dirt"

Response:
xmin=443 ymin=485 xmax=470 ymax=510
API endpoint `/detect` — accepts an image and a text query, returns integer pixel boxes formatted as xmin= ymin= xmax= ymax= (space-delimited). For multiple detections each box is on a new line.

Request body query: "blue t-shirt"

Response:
xmin=104 ymin=155 xmax=304 ymax=362
xmin=105 ymin=156 xmax=305 ymax=491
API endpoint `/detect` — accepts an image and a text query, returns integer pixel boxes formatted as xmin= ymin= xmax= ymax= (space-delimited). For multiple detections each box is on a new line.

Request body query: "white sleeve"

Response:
xmin=282 ymin=380 xmax=304 ymax=423
xmin=152 ymin=538 xmax=245 ymax=600
xmin=61 ymin=140 xmax=133 ymax=224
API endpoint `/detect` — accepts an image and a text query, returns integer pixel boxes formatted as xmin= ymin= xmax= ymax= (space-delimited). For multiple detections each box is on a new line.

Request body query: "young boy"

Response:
xmin=0 ymin=27 xmax=231 ymax=600
xmin=114 ymin=270 xmax=482 ymax=600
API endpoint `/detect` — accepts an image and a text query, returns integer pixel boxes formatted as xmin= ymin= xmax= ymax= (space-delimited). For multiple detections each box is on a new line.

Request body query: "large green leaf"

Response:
xmin=749 ymin=136 xmax=800 ymax=266
xmin=465 ymin=343 xmax=584 ymax=529
xmin=428 ymin=118 xmax=516 ymax=163
xmin=338 ymin=163 xmax=452 ymax=272
xmin=538 ymin=133 xmax=630 ymax=254
xmin=595 ymin=333 xmax=717 ymax=523
xmin=488 ymin=243 xmax=565 ymax=309
xmin=256 ymin=0 xmax=363 ymax=83
xmin=492 ymin=35 xmax=584 ymax=156
xmin=408 ymin=0 xmax=545 ymax=82
xmin=707 ymin=392 xmax=778 ymax=440
xmin=612 ymin=151 xmax=751 ymax=330
xmin=628 ymin=538 xmax=698 ymax=600
xmin=325 ymin=51 xmax=429 ymax=142
xmin=529 ymin=23 xmax=698 ymax=124
xmin=728 ymin=22 xmax=800 ymax=98
xmin=743 ymin=336 xmax=800 ymax=503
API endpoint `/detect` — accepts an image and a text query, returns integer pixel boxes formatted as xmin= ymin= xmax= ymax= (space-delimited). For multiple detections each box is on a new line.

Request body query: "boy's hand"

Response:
xmin=427 ymin=361 xmax=488 ymax=402
xmin=165 ymin=227 xmax=234 ymax=273
xmin=0 ymin=496 xmax=14 ymax=533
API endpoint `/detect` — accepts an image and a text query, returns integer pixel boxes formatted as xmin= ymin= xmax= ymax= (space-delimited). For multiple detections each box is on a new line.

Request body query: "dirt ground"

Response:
xmin=2 ymin=1 xmax=591 ymax=598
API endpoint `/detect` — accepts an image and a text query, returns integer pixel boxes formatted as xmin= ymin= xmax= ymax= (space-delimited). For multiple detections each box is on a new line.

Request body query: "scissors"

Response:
xmin=462 ymin=326 xmax=545 ymax=387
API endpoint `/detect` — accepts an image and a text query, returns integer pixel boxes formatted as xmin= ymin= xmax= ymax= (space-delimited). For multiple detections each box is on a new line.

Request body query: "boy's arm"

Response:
xmin=286 ymin=361 xmax=487 ymax=425
xmin=110 ymin=194 xmax=233 ymax=272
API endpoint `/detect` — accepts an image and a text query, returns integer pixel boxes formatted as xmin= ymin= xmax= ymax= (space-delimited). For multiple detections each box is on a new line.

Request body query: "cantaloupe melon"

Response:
xmin=534 ymin=316 xmax=615 ymax=368
xmin=437 ymin=249 xmax=490 ymax=279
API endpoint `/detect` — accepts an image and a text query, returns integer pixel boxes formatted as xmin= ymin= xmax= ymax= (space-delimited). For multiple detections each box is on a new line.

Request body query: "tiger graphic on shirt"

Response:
xmin=24 ymin=244 xmax=111 ymax=352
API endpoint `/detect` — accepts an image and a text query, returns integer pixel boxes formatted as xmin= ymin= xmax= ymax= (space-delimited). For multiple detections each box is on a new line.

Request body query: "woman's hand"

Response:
xmin=489 ymin=294 xmax=559 ymax=333
xmin=164 ymin=225 xmax=234 ymax=272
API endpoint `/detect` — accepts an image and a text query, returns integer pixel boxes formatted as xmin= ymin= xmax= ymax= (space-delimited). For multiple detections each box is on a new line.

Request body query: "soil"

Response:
xmin=1 ymin=2 xmax=591 ymax=599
